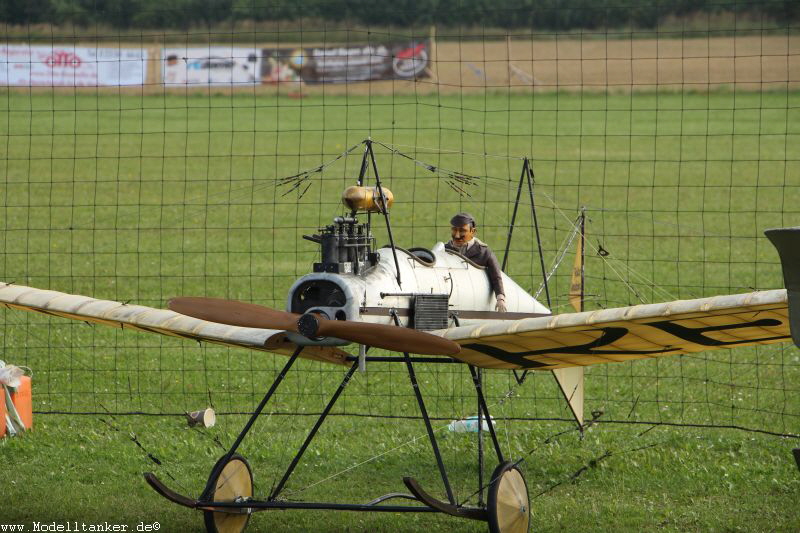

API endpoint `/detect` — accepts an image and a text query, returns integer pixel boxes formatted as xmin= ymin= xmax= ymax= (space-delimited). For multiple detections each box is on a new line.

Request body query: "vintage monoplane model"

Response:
xmin=1 ymin=172 xmax=799 ymax=533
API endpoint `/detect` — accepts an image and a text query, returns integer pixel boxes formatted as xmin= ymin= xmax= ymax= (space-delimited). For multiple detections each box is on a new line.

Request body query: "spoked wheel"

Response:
xmin=203 ymin=454 xmax=253 ymax=533
xmin=487 ymin=461 xmax=530 ymax=533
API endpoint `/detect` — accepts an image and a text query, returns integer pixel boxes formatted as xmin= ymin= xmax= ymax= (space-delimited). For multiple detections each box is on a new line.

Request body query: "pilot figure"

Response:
xmin=445 ymin=213 xmax=507 ymax=312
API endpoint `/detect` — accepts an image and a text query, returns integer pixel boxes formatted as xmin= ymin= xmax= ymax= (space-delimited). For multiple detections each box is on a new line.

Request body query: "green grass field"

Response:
xmin=1 ymin=89 xmax=799 ymax=531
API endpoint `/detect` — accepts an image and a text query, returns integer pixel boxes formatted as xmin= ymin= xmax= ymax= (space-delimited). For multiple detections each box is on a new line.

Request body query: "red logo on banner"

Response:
xmin=396 ymin=43 xmax=426 ymax=60
xmin=45 ymin=51 xmax=82 ymax=68
xmin=393 ymin=43 xmax=428 ymax=77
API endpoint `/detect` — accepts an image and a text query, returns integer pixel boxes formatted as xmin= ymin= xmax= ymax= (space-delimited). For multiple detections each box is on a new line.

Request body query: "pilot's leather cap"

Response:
xmin=450 ymin=212 xmax=476 ymax=228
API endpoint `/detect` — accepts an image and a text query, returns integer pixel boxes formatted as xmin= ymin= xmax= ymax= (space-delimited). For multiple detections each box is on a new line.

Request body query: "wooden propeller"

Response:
xmin=168 ymin=297 xmax=461 ymax=356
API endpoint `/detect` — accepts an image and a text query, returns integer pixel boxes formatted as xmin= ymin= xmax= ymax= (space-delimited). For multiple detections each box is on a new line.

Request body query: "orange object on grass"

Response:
xmin=0 ymin=386 xmax=6 ymax=437
xmin=10 ymin=376 xmax=32 ymax=430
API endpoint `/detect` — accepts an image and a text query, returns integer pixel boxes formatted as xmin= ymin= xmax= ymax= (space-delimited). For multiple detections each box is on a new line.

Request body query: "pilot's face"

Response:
xmin=451 ymin=223 xmax=476 ymax=246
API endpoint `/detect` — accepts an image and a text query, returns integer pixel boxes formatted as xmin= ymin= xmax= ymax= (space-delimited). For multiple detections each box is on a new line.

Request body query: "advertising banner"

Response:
xmin=0 ymin=45 xmax=146 ymax=86
xmin=162 ymin=47 xmax=261 ymax=86
xmin=261 ymin=41 xmax=430 ymax=84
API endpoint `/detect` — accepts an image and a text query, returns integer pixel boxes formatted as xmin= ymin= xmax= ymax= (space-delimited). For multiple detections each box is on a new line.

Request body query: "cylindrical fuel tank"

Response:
xmin=342 ymin=186 xmax=394 ymax=213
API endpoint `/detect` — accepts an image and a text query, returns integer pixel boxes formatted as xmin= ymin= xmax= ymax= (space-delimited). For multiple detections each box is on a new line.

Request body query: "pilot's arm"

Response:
xmin=485 ymin=249 xmax=507 ymax=312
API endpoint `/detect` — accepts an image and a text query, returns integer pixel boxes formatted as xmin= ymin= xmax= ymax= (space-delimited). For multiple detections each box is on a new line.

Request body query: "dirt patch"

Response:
xmin=295 ymin=34 xmax=799 ymax=95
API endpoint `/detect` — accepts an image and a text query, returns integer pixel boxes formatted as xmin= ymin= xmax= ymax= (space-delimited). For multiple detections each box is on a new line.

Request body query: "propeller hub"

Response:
xmin=297 ymin=313 xmax=322 ymax=338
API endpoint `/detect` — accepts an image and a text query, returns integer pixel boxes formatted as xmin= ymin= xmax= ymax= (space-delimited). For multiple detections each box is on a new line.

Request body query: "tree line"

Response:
xmin=1 ymin=0 xmax=797 ymax=31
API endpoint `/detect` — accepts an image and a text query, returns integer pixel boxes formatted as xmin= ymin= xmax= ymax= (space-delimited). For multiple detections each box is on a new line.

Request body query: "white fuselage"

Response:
xmin=285 ymin=243 xmax=550 ymax=346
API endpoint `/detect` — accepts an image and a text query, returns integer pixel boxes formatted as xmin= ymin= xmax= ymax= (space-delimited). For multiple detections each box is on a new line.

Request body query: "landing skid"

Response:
xmin=145 ymin=470 xmax=482 ymax=515
xmin=144 ymin=346 xmax=531 ymax=532
xmin=402 ymin=477 xmax=487 ymax=520
xmin=145 ymin=472 xmax=200 ymax=509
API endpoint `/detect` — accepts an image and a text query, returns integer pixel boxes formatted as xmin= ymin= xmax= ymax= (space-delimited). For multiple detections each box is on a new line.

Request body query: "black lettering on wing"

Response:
xmin=463 ymin=316 xmax=790 ymax=369
xmin=463 ymin=327 xmax=678 ymax=369
xmin=645 ymin=317 xmax=790 ymax=346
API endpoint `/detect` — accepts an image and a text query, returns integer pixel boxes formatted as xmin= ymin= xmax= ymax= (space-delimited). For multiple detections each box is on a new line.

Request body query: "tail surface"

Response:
xmin=765 ymin=227 xmax=800 ymax=348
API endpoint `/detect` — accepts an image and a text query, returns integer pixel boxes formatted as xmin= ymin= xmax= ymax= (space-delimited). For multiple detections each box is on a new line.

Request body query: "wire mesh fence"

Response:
xmin=1 ymin=1 xmax=798 ymax=440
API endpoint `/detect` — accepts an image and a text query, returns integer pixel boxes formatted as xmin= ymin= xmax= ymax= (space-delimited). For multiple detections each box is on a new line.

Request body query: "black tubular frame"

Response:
xmin=525 ymin=158 xmax=552 ymax=309
xmin=200 ymin=345 xmax=302 ymax=501
xmin=468 ymin=365 xmax=505 ymax=464
xmin=356 ymin=138 xmax=403 ymax=287
xmin=269 ymin=361 xmax=360 ymax=500
xmin=186 ymin=347 xmax=473 ymax=515
xmin=501 ymin=157 xmax=551 ymax=309
xmin=163 ymin=329 xmax=508 ymax=522
xmin=476 ymin=366 xmax=485 ymax=506
xmin=401 ymin=349 xmax=457 ymax=505
xmin=501 ymin=160 xmax=527 ymax=272
xmin=390 ymin=309 xmax=457 ymax=505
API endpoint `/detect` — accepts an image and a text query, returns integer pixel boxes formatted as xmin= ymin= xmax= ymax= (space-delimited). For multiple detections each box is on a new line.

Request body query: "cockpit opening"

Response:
xmin=408 ymin=247 xmax=436 ymax=265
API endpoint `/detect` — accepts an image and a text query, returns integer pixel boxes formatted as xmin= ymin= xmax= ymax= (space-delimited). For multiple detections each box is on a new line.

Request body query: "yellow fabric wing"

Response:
xmin=0 ymin=283 xmax=349 ymax=365
xmin=440 ymin=290 xmax=790 ymax=370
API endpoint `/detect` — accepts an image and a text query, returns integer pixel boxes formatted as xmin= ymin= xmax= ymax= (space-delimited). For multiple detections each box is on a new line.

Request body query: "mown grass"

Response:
xmin=1 ymin=89 xmax=799 ymax=531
